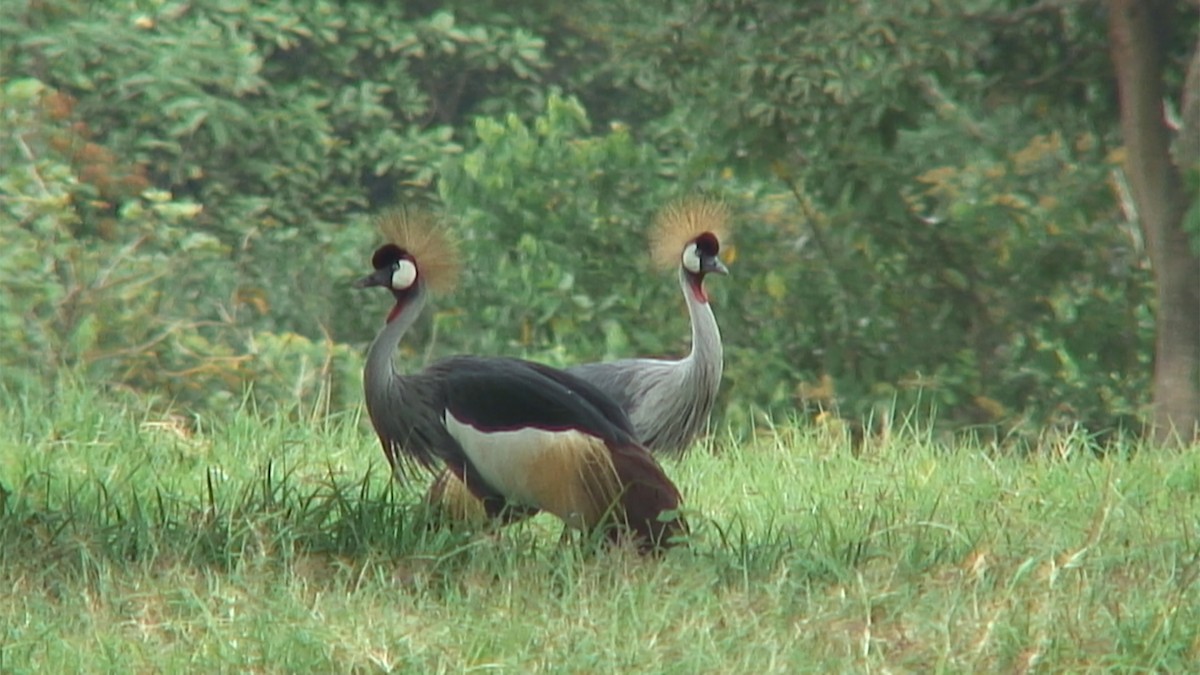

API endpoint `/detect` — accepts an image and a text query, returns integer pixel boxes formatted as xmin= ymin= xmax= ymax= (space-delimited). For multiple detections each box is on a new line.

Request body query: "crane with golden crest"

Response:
xmin=356 ymin=207 xmax=687 ymax=551
xmin=426 ymin=197 xmax=732 ymax=526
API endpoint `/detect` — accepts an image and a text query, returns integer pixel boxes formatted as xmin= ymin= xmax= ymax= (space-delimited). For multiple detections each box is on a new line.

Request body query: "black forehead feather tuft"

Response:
xmin=694 ymin=232 xmax=720 ymax=256
xmin=371 ymin=244 xmax=407 ymax=270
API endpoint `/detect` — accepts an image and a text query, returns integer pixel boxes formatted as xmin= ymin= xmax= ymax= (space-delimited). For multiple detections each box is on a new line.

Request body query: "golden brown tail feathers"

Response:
xmin=424 ymin=441 xmax=686 ymax=552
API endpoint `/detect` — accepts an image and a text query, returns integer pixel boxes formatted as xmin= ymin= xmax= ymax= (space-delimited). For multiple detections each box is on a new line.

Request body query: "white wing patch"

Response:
xmin=443 ymin=411 xmax=621 ymax=529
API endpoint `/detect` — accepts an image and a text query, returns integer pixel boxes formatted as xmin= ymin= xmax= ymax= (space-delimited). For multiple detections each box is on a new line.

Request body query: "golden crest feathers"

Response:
xmin=650 ymin=197 xmax=731 ymax=270
xmin=375 ymin=207 xmax=461 ymax=293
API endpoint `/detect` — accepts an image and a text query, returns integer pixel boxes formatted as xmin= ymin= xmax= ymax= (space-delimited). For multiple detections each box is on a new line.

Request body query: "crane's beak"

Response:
xmin=702 ymin=257 xmax=729 ymax=276
xmin=354 ymin=269 xmax=390 ymax=288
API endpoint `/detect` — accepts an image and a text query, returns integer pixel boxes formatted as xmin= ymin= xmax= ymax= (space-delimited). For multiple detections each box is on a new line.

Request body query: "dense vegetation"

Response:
xmin=2 ymin=1 xmax=1197 ymax=441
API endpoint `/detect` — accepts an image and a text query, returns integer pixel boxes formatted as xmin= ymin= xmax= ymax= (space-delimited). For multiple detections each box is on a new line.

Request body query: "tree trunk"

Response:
xmin=1109 ymin=0 xmax=1200 ymax=445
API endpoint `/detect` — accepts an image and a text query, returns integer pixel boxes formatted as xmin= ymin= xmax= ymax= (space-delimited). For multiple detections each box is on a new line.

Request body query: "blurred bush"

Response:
xmin=1 ymin=0 xmax=1184 ymax=443
xmin=440 ymin=95 xmax=688 ymax=363
xmin=0 ymin=77 xmax=362 ymax=414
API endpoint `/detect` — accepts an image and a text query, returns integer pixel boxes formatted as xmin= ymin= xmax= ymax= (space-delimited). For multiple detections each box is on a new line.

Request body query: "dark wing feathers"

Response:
xmin=430 ymin=355 xmax=638 ymax=441
xmin=414 ymin=355 xmax=685 ymax=550
xmin=519 ymin=358 xmax=643 ymax=438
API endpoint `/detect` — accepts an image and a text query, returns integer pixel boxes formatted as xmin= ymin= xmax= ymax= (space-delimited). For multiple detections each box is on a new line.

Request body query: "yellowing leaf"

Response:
xmin=798 ymin=373 xmax=836 ymax=402
xmin=764 ymin=271 xmax=786 ymax=301
xmin=235 ymin=287 xmax=270 ymax=314
xmin=972 ymin=395 xmax=1007 ymax=420
xmin=723 ymin=244 xmax=738 ymax=265
xmin=990 ymin=193 xmax=1029 ymax=210
xmin=917 ymin=166 xmax=956 ymax=185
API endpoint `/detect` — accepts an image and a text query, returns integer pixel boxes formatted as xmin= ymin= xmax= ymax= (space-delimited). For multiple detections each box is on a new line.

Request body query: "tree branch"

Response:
xmin=1171 ymin=27 xmax=1200 ymax=171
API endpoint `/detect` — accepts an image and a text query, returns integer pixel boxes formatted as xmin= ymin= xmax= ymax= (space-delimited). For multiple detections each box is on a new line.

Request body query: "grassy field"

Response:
xmin=1 ymin=381 xmax=1198 ymax=673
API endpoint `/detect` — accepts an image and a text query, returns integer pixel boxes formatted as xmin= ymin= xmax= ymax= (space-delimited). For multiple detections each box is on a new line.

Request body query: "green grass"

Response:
xmin=1 ymin=380 xmax=1198 ymax=673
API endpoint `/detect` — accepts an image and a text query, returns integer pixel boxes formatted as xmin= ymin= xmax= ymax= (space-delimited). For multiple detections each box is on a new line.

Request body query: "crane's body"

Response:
xmin=359 ymin=209 xmax=685 ymax=551
xmin=566 ymin=261 xmax=724 ymax=453
xmin=426 ymin=198 xmax=730 ymax=526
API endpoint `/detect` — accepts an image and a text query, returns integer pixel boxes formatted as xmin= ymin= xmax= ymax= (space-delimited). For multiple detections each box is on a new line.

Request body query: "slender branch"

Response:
xmin=964 ymin=0 xmax=1097 ymax=26
xmin=88 ymin=319 xmax=231 ymax=364
xmin=13 ymin=133 xmax=50 ymax=196
xmin=1171 ymin=25 xmax=1200 ymax=170
xmin=776 ymin=168 xmax=852 ymax=337
xmin=91 ymin=235 xmax=150 ymax=291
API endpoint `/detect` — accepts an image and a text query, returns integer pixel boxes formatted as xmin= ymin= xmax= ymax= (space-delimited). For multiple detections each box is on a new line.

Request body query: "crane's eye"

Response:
xmin=391 ymin=259 xmax=418 ymax=290
xmin=682 ymin=242 xmax=702 ymax=273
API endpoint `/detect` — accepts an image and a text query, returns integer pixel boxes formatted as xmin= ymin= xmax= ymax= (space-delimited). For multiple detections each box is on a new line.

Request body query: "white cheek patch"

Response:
xmin=682 ymin=243 xmax=702 ymax=273
xmin=391 ymin=260 xmax=417 ymax=290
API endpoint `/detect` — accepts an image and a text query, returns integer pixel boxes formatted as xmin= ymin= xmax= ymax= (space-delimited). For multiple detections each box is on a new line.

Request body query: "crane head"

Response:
xmin=650 ymin=197 xmax=731 ymax=274
xmin=355 ymin=244 xmax=418 ymax=292
xmin=651 ymin=198 xmax=731 ymax=303
xmin=682 ymin=232 xmax=729 ymax=277
xmin=354 ymin=207 xmax=461 ymax=294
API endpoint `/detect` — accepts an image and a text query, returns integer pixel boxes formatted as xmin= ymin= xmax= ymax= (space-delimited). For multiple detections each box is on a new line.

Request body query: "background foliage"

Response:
xmin=2 ymin=0 xmax=1195 ymax=442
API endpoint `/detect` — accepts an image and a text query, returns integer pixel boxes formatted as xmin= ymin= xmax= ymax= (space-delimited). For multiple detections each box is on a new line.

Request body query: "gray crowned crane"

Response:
xmin=357 ymin=208 xmax=686 ymax=552
xmin=426 ymin=197 xmax=731 ymax=524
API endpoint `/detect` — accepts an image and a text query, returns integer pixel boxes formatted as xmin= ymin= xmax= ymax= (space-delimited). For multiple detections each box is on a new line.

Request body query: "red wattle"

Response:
xmin=387 ymin=302 xmax=404 ymax=323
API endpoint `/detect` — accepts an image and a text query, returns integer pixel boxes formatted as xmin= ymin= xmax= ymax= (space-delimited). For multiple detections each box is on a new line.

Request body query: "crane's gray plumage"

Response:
xmin=567 ymin=263 xmax=724 ymax=454
xmin=362 ymin=285 xmax=452 ymax=476
xmin=360 ymin=208 xmax=686 ymax=550
xmin=566 ymin=196 xmax=730 ymax=454
xmin=425 ymin=197 xmax=730 ymax=523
